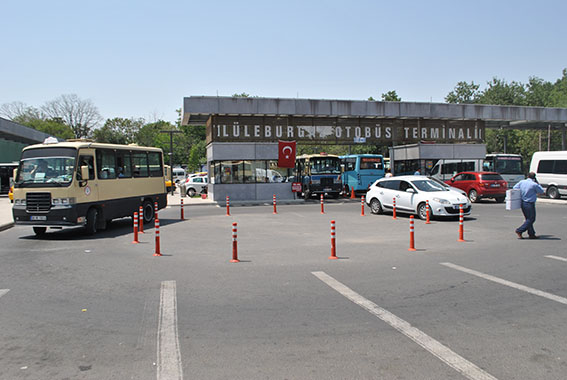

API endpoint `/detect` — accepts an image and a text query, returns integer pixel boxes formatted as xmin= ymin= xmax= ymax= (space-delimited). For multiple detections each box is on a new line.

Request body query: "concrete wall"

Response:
xmin=390 ymin=143 xmax=486 ymax=160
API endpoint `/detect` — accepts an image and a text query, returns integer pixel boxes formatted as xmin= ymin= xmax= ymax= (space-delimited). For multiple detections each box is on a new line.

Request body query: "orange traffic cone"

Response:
xmin=350 ymin=187 xmax=355 ymax=199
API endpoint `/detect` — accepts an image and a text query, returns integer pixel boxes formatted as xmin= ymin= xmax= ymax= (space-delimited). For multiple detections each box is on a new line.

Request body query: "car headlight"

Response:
xmin=432 ymin=197 xmax=451 ymax=205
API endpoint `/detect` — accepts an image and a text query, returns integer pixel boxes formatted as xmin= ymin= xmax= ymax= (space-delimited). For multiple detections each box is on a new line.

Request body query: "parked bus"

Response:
xmin=529 ymin=150 xmax=567 ymax=199
xmin=0 ymin=162 xmax=18 ymax=194
xmin=12 ymin=140 xmax=167 ymax=235
xmin=294 ymin=153 xmax=342 ymax=198
xmin=482 ymin=153 xmax=524 ymax=188
xmin=340 ymin=154 xmax=385 ymax=194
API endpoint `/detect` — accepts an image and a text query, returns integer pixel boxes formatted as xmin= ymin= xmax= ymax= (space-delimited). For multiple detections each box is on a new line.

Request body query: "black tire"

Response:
xmin=33 ymin=227 xmax=47 ymax=236
xmin=417 ymin=202 xmax=428 ymax=220
xmin=369 ymin=198 xmax=383 ymax=214
xmin=468 ymin=189 xmax=479 ymax=203
xmin=187 ymin=188 xmax=196 ymax=197
xmin=547 ymin=186 xmax=560 ymax=199
xmin=142 ymin=200 xmax=155 ymax=224
xmin=85 ymin=208 xmax=98 ymax=235
xmin=495 ymin=196 xmax=505 ymax=203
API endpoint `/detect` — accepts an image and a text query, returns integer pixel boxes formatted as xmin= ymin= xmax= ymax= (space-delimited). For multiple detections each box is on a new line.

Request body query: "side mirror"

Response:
xmin=79 ymin=165 xmax=89 ymax=186
xmin=450 ymin=178 xmax=455 ymax=183
xmin=406 ymin=188 xmax=416 ymax=193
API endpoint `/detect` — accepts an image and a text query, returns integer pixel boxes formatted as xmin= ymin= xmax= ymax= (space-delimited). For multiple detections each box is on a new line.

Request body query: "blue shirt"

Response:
xmin=513 ymin=178 xmax=544 ymax=203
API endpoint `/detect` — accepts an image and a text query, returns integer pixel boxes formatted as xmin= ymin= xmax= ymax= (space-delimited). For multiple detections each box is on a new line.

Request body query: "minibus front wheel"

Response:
xmin=85 ymin=208 xmax=98 ymax=235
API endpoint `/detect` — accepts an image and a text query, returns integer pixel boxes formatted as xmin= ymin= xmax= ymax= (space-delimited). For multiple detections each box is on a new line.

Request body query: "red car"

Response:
xmin=444 ymin=171 xmax=508 ymax=203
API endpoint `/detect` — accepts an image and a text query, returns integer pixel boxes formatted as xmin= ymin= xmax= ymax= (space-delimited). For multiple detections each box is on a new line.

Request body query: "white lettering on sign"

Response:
xmin=233 ymin=122 xmax=240 ymax=137
xmin=421 ymin=128 xmax=428 ymax=139
xmin=287 ymin=126 xmax=294 ymax=138
xmin=404 ymin=127 xmax=409 ymax=138
xmin=222 ymin=125 xmax=229 ymax=137
xmin=276 ymin=126 xmax=283 ymax=138
xmin=355 ymin=127 xmax=361 ymax=138
xmin=244 ymin=125 xmax=250 ymax=137
xmin=374 ymin=126 xmax=381 ymax=138
xmin=254 ymin=125 xmax=261 ymax=137
xmin=412 ymin=128 xmax=418 ymax=139
xmin=385 ymin=127 xmax=392 ymax=139
xmin=336 ymin=127 xmax=342 ymax=138
xmin=458 ymin=128 xmax=464 ymax=139
xmin=345 ymin=126 xmax=351 ymax=138
xmin=365 ymin=127 xmax=371 ymax=138
xmin=265 ymin=125 xmax=272 ymax=137
xmin=431 ymin=128 xmax=439 ymax=139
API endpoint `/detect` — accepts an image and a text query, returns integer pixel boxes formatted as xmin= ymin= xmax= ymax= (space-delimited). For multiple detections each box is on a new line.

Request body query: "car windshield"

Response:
xmin=17 ymin=157 xmax=75 ymax=186
xmin=411 ymin=179 xmax=447 ymax=192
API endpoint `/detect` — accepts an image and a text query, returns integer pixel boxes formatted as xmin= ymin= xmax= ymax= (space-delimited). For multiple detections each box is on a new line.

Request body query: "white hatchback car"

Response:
xmin=365 ymin=175 xmax=471 ymax=220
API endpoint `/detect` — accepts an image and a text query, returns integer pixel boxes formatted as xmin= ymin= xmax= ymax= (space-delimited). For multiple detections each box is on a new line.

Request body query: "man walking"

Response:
xmin=514 ymin=172 xmax=544 ymax=239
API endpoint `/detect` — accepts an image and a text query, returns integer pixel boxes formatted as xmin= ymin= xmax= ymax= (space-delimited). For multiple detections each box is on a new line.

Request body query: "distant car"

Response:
xmin=366 ymin=175 xmax=471 ymax=220
xmin=181 ymin=175 xmax=208 ymax=197
xmin=445 ymin=171 xmax=507 ymax=203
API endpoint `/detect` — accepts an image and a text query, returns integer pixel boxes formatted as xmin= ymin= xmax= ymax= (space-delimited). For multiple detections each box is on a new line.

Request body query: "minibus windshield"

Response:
xmin=16 ymin=148 xmax=77 ymax=187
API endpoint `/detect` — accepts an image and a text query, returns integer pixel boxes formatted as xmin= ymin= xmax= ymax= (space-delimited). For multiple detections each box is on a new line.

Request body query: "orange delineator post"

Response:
xmin=180 ymin=198 xmax=184 ymax=220
xmin=226 ymin=196 xmax=231 ymax=216
xmin=153 ymin=218 xmax=162 ymax=256
xmin=458 ymin=204 xmax=465 ymax=242
xmin=409 ymin=215 xmax=416 ymax=251
xmin=392 ymin=197 xmax=397 ymax=219
xmin=273 ymin=194 xmax=277 ymax=214
xmin=230 ymin=222 xmax=240 ymax=263
xmin=320 ymin=194 xmax=325 ymax=214
xmin=350 ymin=188 xmax=355 ymax=199
xmin=132 ymin=211 xmax=139 ymax=244
xmin=138 ymin=205 xmax=144 ymax=233
xmin=361 ymin=196 xmax=365 ymax=216
xmin=425 ymin=200 xmax=431 ymax=224
xmin=329 ymin=220 xmax=338 ymax=260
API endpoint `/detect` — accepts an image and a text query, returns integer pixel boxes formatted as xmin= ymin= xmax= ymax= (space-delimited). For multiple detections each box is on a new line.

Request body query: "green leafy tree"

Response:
xmin=445 ymin=81 xmax=480 ymax=104
xmin=93 ymin=117 xmax=144 ymax=144
xmin=381 ymin=91 xmax=401 ymax=102
xmin=15 ymin=116 xmax=74 ymax=140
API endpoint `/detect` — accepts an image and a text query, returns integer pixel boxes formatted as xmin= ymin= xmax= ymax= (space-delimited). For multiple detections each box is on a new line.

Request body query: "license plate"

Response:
xmin=453 ymin=205 xmax=460 ymax=210
xmin=490 ymin=184 xmax=500 ymax=187
xmin=323 ymin=188 xmax=332 ymax=191
xmin=30 ymin=216 xmax=47 ymax=221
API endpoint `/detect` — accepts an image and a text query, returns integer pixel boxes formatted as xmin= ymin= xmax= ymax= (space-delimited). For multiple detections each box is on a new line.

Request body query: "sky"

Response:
xmin=1 ymin=0 xmax=566 ymax=125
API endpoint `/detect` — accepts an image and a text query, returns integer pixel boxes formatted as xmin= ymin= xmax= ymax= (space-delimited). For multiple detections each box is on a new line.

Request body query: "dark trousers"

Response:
xmin=517 ymin=201 xmax=536 ymax=237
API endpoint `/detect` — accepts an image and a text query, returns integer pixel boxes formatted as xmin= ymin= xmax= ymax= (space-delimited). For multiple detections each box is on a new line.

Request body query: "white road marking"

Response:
xmin=312 ymin=271 xmax=498 ymax=380
xmin=157 ymin=281 xmax=183 ymax=380
xmin=0 ymin=289 xmax=9 ymax=298
xmin=441 ymin=262 xmax=567 ymax=305
xmin=544 ymin=255 xmax=567 ymax=262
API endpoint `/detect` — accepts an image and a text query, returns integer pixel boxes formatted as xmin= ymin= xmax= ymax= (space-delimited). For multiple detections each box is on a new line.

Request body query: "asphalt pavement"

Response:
xmin=1 ymin=193 xmax=567 ymax=379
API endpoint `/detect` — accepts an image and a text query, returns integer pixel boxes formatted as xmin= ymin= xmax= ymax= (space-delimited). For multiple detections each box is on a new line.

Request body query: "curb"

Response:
xmin=0 ymin=222 xmax=14 ymax=232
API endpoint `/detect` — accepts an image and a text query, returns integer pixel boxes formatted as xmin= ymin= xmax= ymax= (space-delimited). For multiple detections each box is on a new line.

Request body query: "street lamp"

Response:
xmin=160 ymin=130 xmax=182 ymax=195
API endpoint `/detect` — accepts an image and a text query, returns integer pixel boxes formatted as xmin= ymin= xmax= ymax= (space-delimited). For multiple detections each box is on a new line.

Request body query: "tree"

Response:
xmin=93 ymin=117 xmax=144 ymax=144
xmin=381 ymin=91 xmax=401 ymax=102
xmin=445 ymin=81 xmax=480 ymax=104
xmin=0 ymin=101 xmax=42 ymax=121
xmin=232 ymin=92 xmax=250 ymax=98
xmin=15 ymin=116 xmax=74 ymax=140
xmin=41 ymin=94 xmax=102 ymax=139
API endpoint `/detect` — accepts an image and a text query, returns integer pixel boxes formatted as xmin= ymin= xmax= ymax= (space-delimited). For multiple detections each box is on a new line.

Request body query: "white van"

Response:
xmin=430 ymin=159 xmax=481 ymax=181
xmin=529 ymin=151 xmax=567 ymax=199
xmin=172 ymin=167 xmax=186 ymax=183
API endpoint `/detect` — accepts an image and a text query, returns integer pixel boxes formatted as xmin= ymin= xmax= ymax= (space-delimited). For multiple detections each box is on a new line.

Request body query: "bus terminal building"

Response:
xmin=182 ymin=96 xmax=567 ymax=203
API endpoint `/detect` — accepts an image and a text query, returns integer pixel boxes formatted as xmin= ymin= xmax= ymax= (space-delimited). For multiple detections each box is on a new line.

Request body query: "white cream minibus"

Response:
xmin=529 ymin=151 xmax=567 ymax=199
xmin=12 ymin=140 xmax=167 ymax=235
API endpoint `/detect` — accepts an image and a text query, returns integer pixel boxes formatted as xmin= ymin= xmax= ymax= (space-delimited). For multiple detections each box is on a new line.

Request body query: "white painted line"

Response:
xmin=544 ymin=255 xmax=567 ymax=262
xmin=157 ymin=281 xmax=183 ymax=380
xmin=441 ymin=262 xmax=567 ymax=305
xmin=312 ymin=271 xmax=498 ymax=380
xmin=0 ymin=289 xmax=9 ymax=298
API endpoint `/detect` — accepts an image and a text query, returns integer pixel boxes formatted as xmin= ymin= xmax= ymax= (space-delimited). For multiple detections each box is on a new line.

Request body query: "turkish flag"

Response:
xmin=278 ymin=140 xmax=296 ymax=168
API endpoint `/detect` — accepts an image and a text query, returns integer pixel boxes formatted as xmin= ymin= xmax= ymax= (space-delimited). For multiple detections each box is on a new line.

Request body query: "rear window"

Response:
xmin=480 ymin=173 xmax=503 ymax=181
